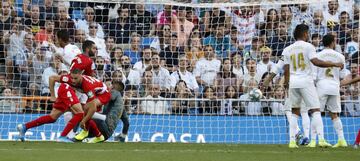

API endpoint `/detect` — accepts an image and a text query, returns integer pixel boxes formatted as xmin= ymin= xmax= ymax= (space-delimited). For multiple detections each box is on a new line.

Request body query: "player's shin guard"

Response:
xmin=301 ymin=111 xmax=310 ymax=139
xmin=25 ymin=115 xmax=56 ymax=129
xmin=332 ymin=117 xmax=344 ymax=140
xmin=312 ymin=111 xmax=325 ymax=140
xmin=87 ymin=120 xmax=102 ymax=137
xmin=289 ymin=114 xmax=299 ymax=142
xmin=61 ymin=113 xmax=84 ymax=137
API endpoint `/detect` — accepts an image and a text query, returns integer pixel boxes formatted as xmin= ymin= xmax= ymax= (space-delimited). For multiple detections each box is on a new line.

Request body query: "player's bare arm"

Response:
xmin=80 ymin=98 xmax=101 ymax=129
xmin=340 ymin=76 xmax=360 ymax=86
xmin=49 ymin=75 xmax=61 ymax=102
xmin=310 ymin=58 xmax=344 ymax=69
xmin=283 ymin=64 xmax=290 ymax=89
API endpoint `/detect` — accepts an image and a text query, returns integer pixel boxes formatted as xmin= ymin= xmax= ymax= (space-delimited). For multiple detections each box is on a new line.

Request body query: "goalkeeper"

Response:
xmin=86 ymin=80 xmax=129 ymax=141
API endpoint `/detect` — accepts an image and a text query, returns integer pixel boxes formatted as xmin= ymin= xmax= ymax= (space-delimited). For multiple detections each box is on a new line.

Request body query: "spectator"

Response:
xmin=170 ymin=54 xmax=198 ymax=92
xmin=269 ymin=86 xmax=286 ymax=115
xmin=310 ymin=10 xmax=328 ymax=36
xmin=156 ymin=4 xmax=176 ymax=27
xmin=243 ymin=58 xmax=262 ymax=87
xmin=186 ymin=7 xmax=199 ymax=27
xmin=323 ymin=0 xmax=341 ymax=25
xmin=267 ymin=22 xmax=293 ymax=57
xmin=94 ymin=56 xmax=110 ymax=81
xmin=118 ymin=55 xmax=141 ymax=86
xmin=26 ymin=82 xmax=41 ymax=96
xmin=130 ymin=4 xmax=156 ymax=36
xmin=257 ymin=46 xmax=275 ymax=79
xmin=262 ymin=8 xmax=279 ymax=38
xmin=86 ymin=22 xmax=107 ymax=60
xmin=343 ymin=84 xmax=360 ymax=116
xmin=134 ymin=47 xmax=152 ymax=75
xmin=150 ymin=24 xmax=171 ymax=53
xmin=24 ymin=5 xmax=45 ymax=35
xmin=76 ymin=7 xmax=105 ymax=39
xmin=203 ymin=25 xmax=230 ymax=58
xmin=54 ymin=5 xmax=75 ymax=40
xmin=345 ymin=28 xmax=359 ymax=57
xmin=311 ymin=33 xmax=323 ymax=51
xmin=106 ymin=4 xmax=134 ymax=43
xmin=202 ymin=7 xmax=226 ymax=37
xmin=293 ymin=3 xmax=313 ymax=25
xmin=229 ymin=26 xmax=241 ymax=54
xmin=193 ymin=45 xmax=221 ymax=88
xmin=124 ymin=33 xmax=142 ymax=65
xmin=220 ymin=85 xmax=240 ymax=115
xmin=18 ymin=0 xmax=31 ymax=18
xmin=139 ymin=70 xmax=153 ymax=97
xmin=35 ymin=19 xmax=55 ymax=44
xmin=333 ymin=11 xmax=353 ymax=49
xmin=123 ymin=85 xmax=140 ymax=114
xmin=140 ymin=84 xmax=170 ymax=114
xmin=110 ymin=46 xmax=124 ymax=71
xmin=147 ymin=53 xmax=172 ymax=94
xmin=240 ymin=78 xmax=263 ymax=116
xmin=0 ymin=88 xmax=17 ymax=113
xmin=328 ymin=31 xmax=343 ymax=53
xmin=40 ymin=0 xmax=57 ymax=20
xmin=40 ymin=55 xmax=67 ymax=96
xmin=74 ymin=29 xmax=86 ymax=50
xmin=243 ymin=37 xmax=264 ymax=61
xmin=280 ymin=5 xmax=297 ymax=37
xmin=160 ymin=33 xmax=185 ymax=72
xmin=171 ymin=80 xmax=195 ymax=114
xmin=111 ymin=69 xmax=126 ymax=84
xmin=174 ymin=6 xmax=194 ymax=48
xmin=198 ymin=86 xmax=219 ymax=115
xmin=29 ymin=46 xmax=51 ymax=84
xmin=231 ymin=52 xmax=246 ymax=79
xmin=214 ymin=58 xmax=242 ymax=98
xmin=105 ymin=36 xmax=116 ymax=61
xmin=0 ymin=1 xmax=12 ymax=31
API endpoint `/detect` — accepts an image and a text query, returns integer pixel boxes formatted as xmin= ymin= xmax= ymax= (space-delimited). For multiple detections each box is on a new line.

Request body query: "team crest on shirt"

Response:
xmin=62 ymin=76 xmax=69 ymax=82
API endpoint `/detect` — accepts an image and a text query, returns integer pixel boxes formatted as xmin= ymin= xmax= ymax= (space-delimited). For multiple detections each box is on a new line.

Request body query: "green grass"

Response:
xmin=0 ymin=142 xmax=358 ymax=161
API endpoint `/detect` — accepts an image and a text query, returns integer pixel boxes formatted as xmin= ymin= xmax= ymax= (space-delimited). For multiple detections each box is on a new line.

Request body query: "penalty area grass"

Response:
xmin=0 ymin=141 xmax=358 ymax=161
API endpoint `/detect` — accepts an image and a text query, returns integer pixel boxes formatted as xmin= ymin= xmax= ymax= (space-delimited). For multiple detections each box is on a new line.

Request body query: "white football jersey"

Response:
xmin=283 ymin=41 xmax=317 ymax=88
xmin=316 ymin=48 xmax=347 ymax=95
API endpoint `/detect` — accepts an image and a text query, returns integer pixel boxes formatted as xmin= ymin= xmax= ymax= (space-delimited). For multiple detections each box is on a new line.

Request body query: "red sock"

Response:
xmin=355 ymin=129 xmax=360 ymax=145
xmin=60 ymin=113 xmax=83 ymax=137
xmin=25 ymin=115 xmax=56 ymax=129
xmin=86 ymin=120 xmax=101 ymax=137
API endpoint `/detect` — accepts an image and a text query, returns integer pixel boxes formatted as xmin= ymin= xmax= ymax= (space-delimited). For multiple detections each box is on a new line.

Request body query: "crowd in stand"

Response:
xmin=0 ymin=0 xmax=359 ymax=116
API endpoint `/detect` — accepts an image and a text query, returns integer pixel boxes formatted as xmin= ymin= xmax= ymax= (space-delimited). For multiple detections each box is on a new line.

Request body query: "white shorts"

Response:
xmin=289 ymin=85 xmax=320 ymax=110
xmin=318 ymin=92 xmax=341 ymax=113
xmin=284 ymin=97 xmax=309 ymax=112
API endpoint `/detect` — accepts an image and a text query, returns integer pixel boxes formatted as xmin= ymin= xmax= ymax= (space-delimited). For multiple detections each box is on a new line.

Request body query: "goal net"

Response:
xmin=0 ymin=0 xmax=359 ymax=144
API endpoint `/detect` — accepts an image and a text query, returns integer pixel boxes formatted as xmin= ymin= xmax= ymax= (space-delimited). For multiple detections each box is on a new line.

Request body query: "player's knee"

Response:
xmin=330 ymin=112 xmax=339 ymax=120
xmin=292 ymin=108 xmax=300 ymax=115
xmin=71 ymin=103 xmax=84 ymax=114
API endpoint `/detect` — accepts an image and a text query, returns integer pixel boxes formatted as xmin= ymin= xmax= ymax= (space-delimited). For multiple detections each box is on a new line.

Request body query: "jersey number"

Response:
xmin=325 ymin=67 xmax=334 ymax=77
xmin=83 ymin=76 xmax=100 ymax=84
xmin=290 ymin=53 xmax=306 ymax=71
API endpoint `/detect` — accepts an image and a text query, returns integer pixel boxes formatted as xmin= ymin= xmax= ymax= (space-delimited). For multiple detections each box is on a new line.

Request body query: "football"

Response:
xmin=249 ymin=88 xmax=263 ymax=101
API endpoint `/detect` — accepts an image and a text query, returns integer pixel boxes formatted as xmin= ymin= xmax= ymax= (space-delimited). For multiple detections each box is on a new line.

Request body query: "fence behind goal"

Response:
xmin=0 ymin=0 xmax=359 ymax=144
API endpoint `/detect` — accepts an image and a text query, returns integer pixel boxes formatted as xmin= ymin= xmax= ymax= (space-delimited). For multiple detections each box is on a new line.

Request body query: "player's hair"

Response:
xmin=56 ymin=30 xmax=69 ymax=43
xmin=70 ymin=68 xmax=84 ymax=74
xmin=322 ymin=34 xmax=335 ymax=47
xmin=82 ymin=40 xmax=95 ymax=52
xmin=293 ymin=24 xmax=309 ymax=40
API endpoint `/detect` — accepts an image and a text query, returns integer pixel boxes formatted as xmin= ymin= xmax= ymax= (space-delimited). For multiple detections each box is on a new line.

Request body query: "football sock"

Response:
xmin=312 ymin=111 xmax=325 ymax=140
xmin=87 ymin=120 xmax=102 ymax=137
xmin=25 ymin=115 xmax=56 ymax=129
xmin=332 ymin=117 xmax=344 ymax=140
xmin=301 ymin=111 xmax=310 ymax=138
xmin=355 ymin=130 xmax=360 ymax=145
xmin=61 ymin=113 xmax=83 ymax=137
xmin=289 ymin=114 xmax=299 ymax=142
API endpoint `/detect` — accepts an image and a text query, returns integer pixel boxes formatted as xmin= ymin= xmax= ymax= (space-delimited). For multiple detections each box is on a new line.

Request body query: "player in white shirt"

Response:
xmin=55 ymin=30 xmax=82 ymax=66
xmin=314 ymin=34 xmax=349 ymax=147
xmin=283 ymin=24 xmax=343 ymax=148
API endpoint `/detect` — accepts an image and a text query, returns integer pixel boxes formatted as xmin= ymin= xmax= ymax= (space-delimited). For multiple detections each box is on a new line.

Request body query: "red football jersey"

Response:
xmin=60 ymin=74 xmax=108 ymax=102
xmin=70 ymin=54 xmax=95 ymax=76
xmin=53 ymin=83 xmax=80 ymax=112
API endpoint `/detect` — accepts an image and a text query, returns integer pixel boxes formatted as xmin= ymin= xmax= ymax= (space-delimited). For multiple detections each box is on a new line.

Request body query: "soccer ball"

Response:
xmin=249 ymin=88 xmax=263 ymax=101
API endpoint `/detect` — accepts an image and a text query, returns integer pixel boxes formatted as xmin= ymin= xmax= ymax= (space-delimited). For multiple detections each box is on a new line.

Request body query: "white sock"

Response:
xmin=286 ymin=111 xmax=300 ymax=133
xmin=312 ymin=111 xmax=325 ymax=140
xmin=301 ymin=111 xmax=310 ymax=138
xmin=290 ymin=114 xmax=299 ymax=141
xmin=332 ymin=117 xmax=345 ymax=140
xmin=310 ymin=117 xmax=317 ymax=141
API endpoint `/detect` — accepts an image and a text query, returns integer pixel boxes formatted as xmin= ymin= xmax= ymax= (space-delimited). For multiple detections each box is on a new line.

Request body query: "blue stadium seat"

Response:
xmin=72 ymin=10 xmax=84 ymax=20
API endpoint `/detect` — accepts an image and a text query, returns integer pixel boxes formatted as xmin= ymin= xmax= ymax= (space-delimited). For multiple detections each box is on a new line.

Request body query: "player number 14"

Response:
xmin=290 ymin=53 xmax=306 ymax=71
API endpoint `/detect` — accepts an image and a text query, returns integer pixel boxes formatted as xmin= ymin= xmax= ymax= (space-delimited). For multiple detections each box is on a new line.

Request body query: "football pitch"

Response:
xmin=0 ymin=142 xmax=358 ymax=161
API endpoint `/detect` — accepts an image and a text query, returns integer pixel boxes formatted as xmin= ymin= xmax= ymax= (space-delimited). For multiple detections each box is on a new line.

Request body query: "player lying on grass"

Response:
xmin=312 ymin=34 xmax=349 ymax=148
xmin=49 ymin=69 xmax=111 ymax=143
xmin=17 ymin=83 xmax=85 ymax=142
xmin=282 ymin=24 xmax=343 ymax=148
xmin=84 ymin=80 xmax=129 ymax=142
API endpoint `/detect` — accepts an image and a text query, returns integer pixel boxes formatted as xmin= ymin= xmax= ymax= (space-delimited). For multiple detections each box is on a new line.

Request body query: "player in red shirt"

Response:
xmin=17 ymin=83 xmax=84 ymax=142
xmin=49 ymin=68 xmax=111 ymax=143
xmin=70 ymin=40 xmax=97 ymax=76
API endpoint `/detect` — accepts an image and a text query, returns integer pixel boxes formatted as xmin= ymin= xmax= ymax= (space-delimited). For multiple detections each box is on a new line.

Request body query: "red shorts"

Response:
xmin=53 ymin=84 xmax=80 ymax=112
